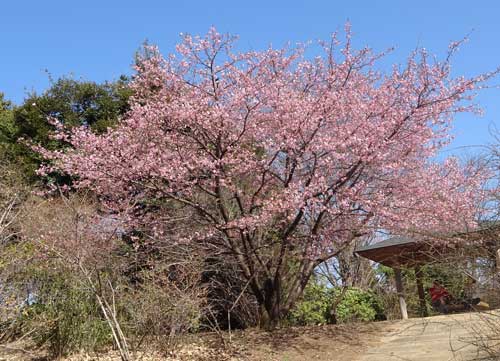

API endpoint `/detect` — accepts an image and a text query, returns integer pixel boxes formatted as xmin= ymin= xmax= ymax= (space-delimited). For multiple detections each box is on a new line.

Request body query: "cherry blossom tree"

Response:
xmin=37 ymin=27 xmax=495 ymax=326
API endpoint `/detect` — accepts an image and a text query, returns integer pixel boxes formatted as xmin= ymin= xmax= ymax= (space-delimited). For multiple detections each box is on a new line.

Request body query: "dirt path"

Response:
xmin=236 ymin=322 xmax=384 ymax=360
xmin=1 ymin=313 xmax=496 ymax=361
xmin=359 ymin=312 xmax=496 ymax=361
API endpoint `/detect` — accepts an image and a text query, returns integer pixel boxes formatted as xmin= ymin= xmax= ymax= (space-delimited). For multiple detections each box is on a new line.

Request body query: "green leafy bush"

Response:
xmin=332 ymin=288 xmax=384 ymax=323
xmin=289 ymin=280 xmax=385 ymax=325
xmin=288 ymin=282 xmax=331 ymax=326
xmin=18 ymin=268 xmax=112 ymax=358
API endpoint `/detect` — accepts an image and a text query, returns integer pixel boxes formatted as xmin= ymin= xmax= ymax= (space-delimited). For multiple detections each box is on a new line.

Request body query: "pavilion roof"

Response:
xmin=355 ymin=221 xmax=500 ymax=268
xmin=354 ymin=236 xmax=446 ymax=268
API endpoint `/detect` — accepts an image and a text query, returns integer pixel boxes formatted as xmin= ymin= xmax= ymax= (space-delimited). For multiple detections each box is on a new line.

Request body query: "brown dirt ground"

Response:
xmin=0 ymin=322 xmax=385 ymax=361
xmin=232 ymin=322 xmax=384 ymax=360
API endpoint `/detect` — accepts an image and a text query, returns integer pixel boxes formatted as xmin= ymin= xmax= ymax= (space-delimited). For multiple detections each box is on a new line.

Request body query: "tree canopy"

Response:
xmin=0 ymin=76 xmax=132 ymax=182
xmin=37 ymin=28 xmax=495 ymax=326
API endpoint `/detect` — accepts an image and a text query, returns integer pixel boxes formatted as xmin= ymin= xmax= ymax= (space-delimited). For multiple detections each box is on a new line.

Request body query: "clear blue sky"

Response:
xmin=1 ymin=0 xmax=499 ymax=154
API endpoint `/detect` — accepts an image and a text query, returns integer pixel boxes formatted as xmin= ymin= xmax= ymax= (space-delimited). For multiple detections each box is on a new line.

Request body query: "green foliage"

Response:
xmin=0 ymin=234 xmax=208 ymax=358
xmin=0 ymin=93 xmax=12 ymax=112
xmin=0 ymin=241 xmax=111 ymax=358
xmin=288 ymin=282 xmax=331 ymax=326
xmin=372 ymin=263 xmax=474 ymax=318
xmin=17 ymin=267 xmax=112 ymax=358
xmin=288 ymin=279 xmax=385 ymax=326
xmin=374 ymin=264 xmax=394 ymax=279
xmin=0 ymin=76 xmax=132 ymax=182
xmin=423 ymin=264 xmax=468 ymax=298
xmin=332 ymin=288 xmax=384 ymax=323
xmin=0 ymin=93 xmax=16 ymax=159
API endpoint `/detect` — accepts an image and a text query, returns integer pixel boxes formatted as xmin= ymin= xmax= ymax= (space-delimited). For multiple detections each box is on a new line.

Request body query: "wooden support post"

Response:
xmin=394 ymin=268 xmax=408 ymax=320
xmin=415 ymin=265 xmax=428 ymax=317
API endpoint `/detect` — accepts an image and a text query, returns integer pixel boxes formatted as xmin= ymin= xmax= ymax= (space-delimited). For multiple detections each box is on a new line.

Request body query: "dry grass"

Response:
xmin=0 ymin=322 xmax=384 ymax=361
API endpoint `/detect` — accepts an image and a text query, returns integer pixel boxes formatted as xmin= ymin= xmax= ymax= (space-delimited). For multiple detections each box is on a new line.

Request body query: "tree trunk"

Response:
xmin=259 ymin=278 xmax=281 ymax=330
xmin=257 ymin=261 xmax=316 ymax=330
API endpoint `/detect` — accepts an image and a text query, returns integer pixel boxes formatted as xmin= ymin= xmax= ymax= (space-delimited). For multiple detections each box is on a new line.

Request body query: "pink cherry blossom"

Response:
xmin=36 ymin=28 xmax=496 ymax=323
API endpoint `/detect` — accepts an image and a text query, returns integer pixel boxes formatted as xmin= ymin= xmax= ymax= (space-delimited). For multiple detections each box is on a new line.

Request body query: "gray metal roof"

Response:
xmin=354 ymin=236 xmax=415 ymax=254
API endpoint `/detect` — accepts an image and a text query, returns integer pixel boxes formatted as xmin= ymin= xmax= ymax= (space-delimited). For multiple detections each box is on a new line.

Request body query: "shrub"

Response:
xmin=122 ymin=261 xmax=208 ymax=353
xmin=16 ymin=266 xmax=112 ymax=357
xmin=288 ymin=282 xmax=331 ymax=326
xmin=289 ymin=280 xmax=385 ymax=326
xmin=332 ymin=288 xmax=384 ymax=323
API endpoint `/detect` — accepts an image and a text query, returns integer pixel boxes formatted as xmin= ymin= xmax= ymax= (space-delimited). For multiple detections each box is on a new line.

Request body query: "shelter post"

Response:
xmin=394 ymin=268 xmax=408 ymax=320
xmin=414 ymin=265 xmax=428 ymax=317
